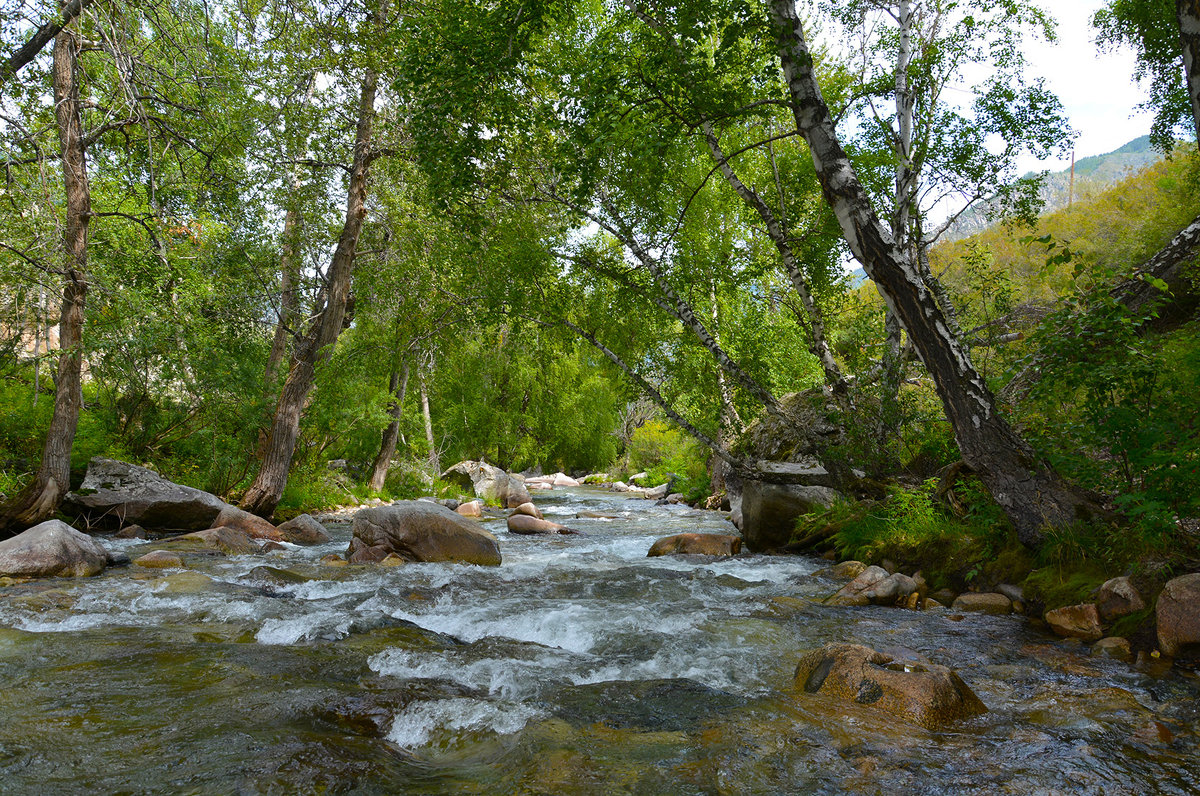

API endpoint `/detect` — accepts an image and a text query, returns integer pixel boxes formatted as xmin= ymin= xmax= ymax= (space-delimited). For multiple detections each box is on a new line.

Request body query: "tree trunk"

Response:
xmin=239 ymin=60 xmax=379 ymax=518
xmin=1178 ymin=0 xmax=1200 ymax=147
xmin=419 ymin=364 xmax=438 ymax=475
xmin=768 ymin=0 xmax=1097 ymax=545
xmin=368 ymin=359 xmax=410 ymax=492
xmin=3 ymin=30 xmax=90 ymax=533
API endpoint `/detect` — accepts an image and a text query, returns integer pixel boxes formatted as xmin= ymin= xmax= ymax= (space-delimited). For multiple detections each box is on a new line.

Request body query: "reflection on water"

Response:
xmin=0 ymin=487 xmax=1196 ymax=794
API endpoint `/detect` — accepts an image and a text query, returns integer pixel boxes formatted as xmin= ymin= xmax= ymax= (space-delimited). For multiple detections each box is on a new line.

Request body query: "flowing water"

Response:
xmin=0 ymin=487 xmax=1197 ymax=794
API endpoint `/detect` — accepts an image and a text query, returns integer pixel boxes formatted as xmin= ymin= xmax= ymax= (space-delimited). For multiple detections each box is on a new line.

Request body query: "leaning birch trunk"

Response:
xmin=2 ymin=30 xmax=90 ymax=533
xmin=368 ymin=359 xmax=410 ymax=492
xmin=239 ymin=62 xmax=379 ymax=518
xmin=768 ymin=0 xmax=1098 ymax=546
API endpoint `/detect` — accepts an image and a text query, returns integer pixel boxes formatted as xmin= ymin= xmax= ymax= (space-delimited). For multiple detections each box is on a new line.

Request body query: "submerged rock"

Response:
xmin=64 ymin=457 xmax=232 ymax=531
xmin=276 ymin=514 xmax=331 ymax=545
xmin=1045 ymin=603 xmax=1104 ymax=642
xmin=552 ymin=678 xmax=747 ymax=732
xmin=1157 ymin=573 xmax=1200 ymax=657
xmin=647 ymin=533 xmax=741 ymax=558
xmin=134 ymin=550 xmax=184 ymax=569
xmin=1092 ymin=636 xmax=1133 ymax=662
xmin=347 ymin=502 xmax=501 ymax=566
xmin=0 ymin=520 xmax=108 ymax=578
xmin=793 ymin=642 xmax=987 ymax=730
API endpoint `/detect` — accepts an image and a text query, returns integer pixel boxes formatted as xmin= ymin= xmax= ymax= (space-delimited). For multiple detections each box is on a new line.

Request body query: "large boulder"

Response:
xmin=64 ymin=458 xmax=231 ymax=531
xmin=738 ymin=479 xmax=840 ymax=552
xmin=347 ymin=502 xmax=501 ymax=566
xmin=506 ymin=514 xmax=575 ymax=535
xmin=647 ymin=533 xmax=741 ymax=558
xmin=212 ymin=506 xmax=284 ymax=542
xmin=793 ymin=643 xmax=986 ymax=729
xmin=1157 ymin=573 xmax=1200 ymax=658
xmin=1096 ymin=576 xmax=1145 ymax=623
xmin=440 ymin=460 xmax=529 ymax=507
xmin=276 ymin=514 xmax=331 ymax=545
xmin=0 ymin=520 xmax=108 ymax=578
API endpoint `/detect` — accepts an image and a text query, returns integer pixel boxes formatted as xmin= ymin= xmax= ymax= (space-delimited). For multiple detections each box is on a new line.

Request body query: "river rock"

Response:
xmin=507 ymin=514 xmax=574 ymax=535
xmin=276 ymin=513 xmax=331 ymax=545
xmin=134 ymin=550 xmax=184 ymax=569
xmin=1096 ymin=576 xmax=1145 ymax=623
xmin=441 ymin=460 xmax=519 ymax=507
xmin=738 ymin=480 xmax=840 ymax=552
xmin=347 ymin=502 xmax=501 ymax=566
xmin=1156 ymin=573 xmax=1200 ymax=657
xmin=951 ymin=593 xmax=1013 ymax=615
xmin=813 ymin=560 xmax=868 ymax=581
xmin=1045 ymin=603 xmax=1104 ymax=641
xmin=864 ymin=573 xmax=919 ymax=605
xmin=1092 ymin=636 xmax=1133 ymax=662
xmin=0 ymin=520 xmax=109 ymax=578
xmin=610 ymin=481 xmax=630 ymax=493
xmin=512 ymin=502 xmax=544 ymax=520
xmin=213 ymin=506 xmax=285 ymax=542
xmin=163 ymin=526 xmax=260 ymax=555
xmin=64 ymin=457 xmax=232 ymax=530
xmin=647 ymin=533 xmax=741 ymax=558
xmin=505 ymin=480 xmax=532 ymax=508
xmin=827 ymin=566 xmax=890 ymax=606
xmin=455 ymin=501 xmax=484 ymax=518
xmin=643 ymin=483 xmax=670 ymax=500
xmin=792 ymin=643 xmax=986 ymax=729
xmin=114 ymin=524 xmax=147 ymax=539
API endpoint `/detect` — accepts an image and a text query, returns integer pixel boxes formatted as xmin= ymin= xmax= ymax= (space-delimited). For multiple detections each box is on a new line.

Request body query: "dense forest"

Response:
xmin=1 ymin=0 xmax=1198 ymax=576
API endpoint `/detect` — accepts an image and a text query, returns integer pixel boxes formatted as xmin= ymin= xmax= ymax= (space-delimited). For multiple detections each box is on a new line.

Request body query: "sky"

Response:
xmin=1015 ymin=0 xmax=1157 ymax=173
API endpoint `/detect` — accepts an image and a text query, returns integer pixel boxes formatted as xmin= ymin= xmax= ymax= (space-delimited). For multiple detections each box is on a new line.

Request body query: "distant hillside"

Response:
xmin=944 ymin=136 xmax=1162 ymax=241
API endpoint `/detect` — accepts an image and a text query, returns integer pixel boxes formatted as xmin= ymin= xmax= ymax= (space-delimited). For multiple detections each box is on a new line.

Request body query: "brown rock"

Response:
xmin=506 ymin=514 xmax=575 ymax=535
xmin=260 ymin=541 xmax=287 ymax=553
xmin=276 ymin=513 xmax=331 ymax=545
xmin=793 ymin=643 xmax=986 ymax=729
xmin=134 ymin=550 xmax=184 ymax=569
xmin=213 ymin=506 xmax=284 ymax=542
xmin=1045 ymin=603 xmax=1104 ymax=642
xmin=320 ymin=554 xmax=348 ymax=566
xmin=951 ymin=593 xmax=1013 ymax=615
xmin=455 ymin=501 xmax=483 ymax=518
xmin=1091 ymin=636 xmax=1133 ymax=662
xmin=1096 ymin=576 xmax=1145 ymax=623
xmin=813 ymin=560 xmax=867 ymax=581
xmin=511 ymin=502 xmax=544 ymax=520
xmin=63 ymin=457 xmax=231 ymax=531
xmin=163 ymin=526 xmax=259 ymax=555
xmin=0 ymin=520 xmax=109 ymax=578
xmin=380 ymin=553 xmax=406 ymax=567
xmin=347 ymin=502 xmax=501 ymax=566
xmin=647 ymin=533 xmax=741 ymax=558
xmin=114 ymin=524 xmax=147 ymax=539
xmin=1157 ymin=573 xmax=1200 ymax=657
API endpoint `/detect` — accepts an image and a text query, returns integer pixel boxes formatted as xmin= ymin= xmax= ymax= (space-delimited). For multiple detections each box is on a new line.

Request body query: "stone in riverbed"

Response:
xmin=1156 ymin=573 xmax=1200 ymax=658
xmin=647 ymin=533 xmax=741 ymax=558
xmin=0 ymin=520 xmax=108 ymax=578
xmin=1045 ymin=603 xmax=1104 ymax=642
xmin=114 ymin=524 xmax=147 ymax=539
xmin=793 ymin=642 xmax=986 ymax=729
xmin=812 ymin=560 xmax=867 ymax=582
xmin=826 ymin=565 xmax=889 ymax=606
xmin=738 ymin=479 xmax=840 ymax=552
xmin=1091 ymin=636 xmax=1133 ymax=662
xmin=347 ymin=502 xmax=501 ymax=566
xmin=276 ymin=513 xmax=331 ymax=545
xmin=134 ymin=550 xmax=184 ymax=569
xmin=455 ymin=501 xmax=484 ymax=518
xmin=1096 ymin=576 xmax=1145 ymax=623
xmin=212 ymin=506 xmax=284 ymax=542
xmin=511 ymin=502 xmax=544 ymax=520
xmin=951 ymin=593 xmax=1013 ymax=615
xmin=506 ymin=513 xmax=575 ymax=535
xmin=161 ymin=526 xmax=259 ymax=555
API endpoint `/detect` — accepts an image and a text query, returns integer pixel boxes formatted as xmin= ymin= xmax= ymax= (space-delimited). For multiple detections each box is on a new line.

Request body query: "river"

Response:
xmin=0 ymin=487 xmax=1196 ymax=793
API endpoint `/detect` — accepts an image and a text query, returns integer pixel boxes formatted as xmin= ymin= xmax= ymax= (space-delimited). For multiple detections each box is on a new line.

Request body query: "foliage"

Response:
xmin=624 ymin=419 xmax=710 ymax=499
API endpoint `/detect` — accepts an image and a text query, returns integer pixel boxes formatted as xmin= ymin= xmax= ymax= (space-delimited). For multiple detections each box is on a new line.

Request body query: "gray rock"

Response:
xmin=951 ymin=593 xmax=1013 ymax=615
xmin=739 ymin=480 xmax=840 ymax=552
xmin=276 ymin=514 xmax=331 ymax=545
xmin=0 ymin=520 xmax=109 ymax=578
xmin=347 ymin=501 xmax=501 ymax=566
xmin=1096 ymin=576 xmax=1145 ymax=623
xmin=1157 ymin=573 xmax=1200 ymax=657
xmin=64 ymin=458 xmax=232 ymax=531
xmin=440 ymin=460 xmax=529 ymax=507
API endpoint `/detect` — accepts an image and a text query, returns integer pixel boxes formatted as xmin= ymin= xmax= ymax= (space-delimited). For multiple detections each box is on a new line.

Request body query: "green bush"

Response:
xmin=625 ymin=419 xmax=710 ymax=500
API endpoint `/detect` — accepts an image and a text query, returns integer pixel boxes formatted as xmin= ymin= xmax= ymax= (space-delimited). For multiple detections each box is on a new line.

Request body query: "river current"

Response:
xmin=0 ymin=487 xmax=1196 ymax=793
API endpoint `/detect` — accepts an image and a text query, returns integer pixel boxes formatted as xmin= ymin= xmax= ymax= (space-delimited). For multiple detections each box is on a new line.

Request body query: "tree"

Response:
xmin=766 ymin=0 xmax=1099 ymax=544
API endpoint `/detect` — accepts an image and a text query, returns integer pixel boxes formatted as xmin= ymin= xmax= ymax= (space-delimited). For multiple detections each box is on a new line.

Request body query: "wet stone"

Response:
xmin=552 ymin=679 xmax=748 ymax=732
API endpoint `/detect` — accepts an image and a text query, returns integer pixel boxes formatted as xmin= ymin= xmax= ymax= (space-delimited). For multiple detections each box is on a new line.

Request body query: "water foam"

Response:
xmin=385 ymin=698 xmax=540 ymax=749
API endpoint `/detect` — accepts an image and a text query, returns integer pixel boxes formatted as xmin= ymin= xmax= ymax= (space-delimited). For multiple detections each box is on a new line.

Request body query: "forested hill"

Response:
xmin=944 ymin=135 xmax=1163 ymax=240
